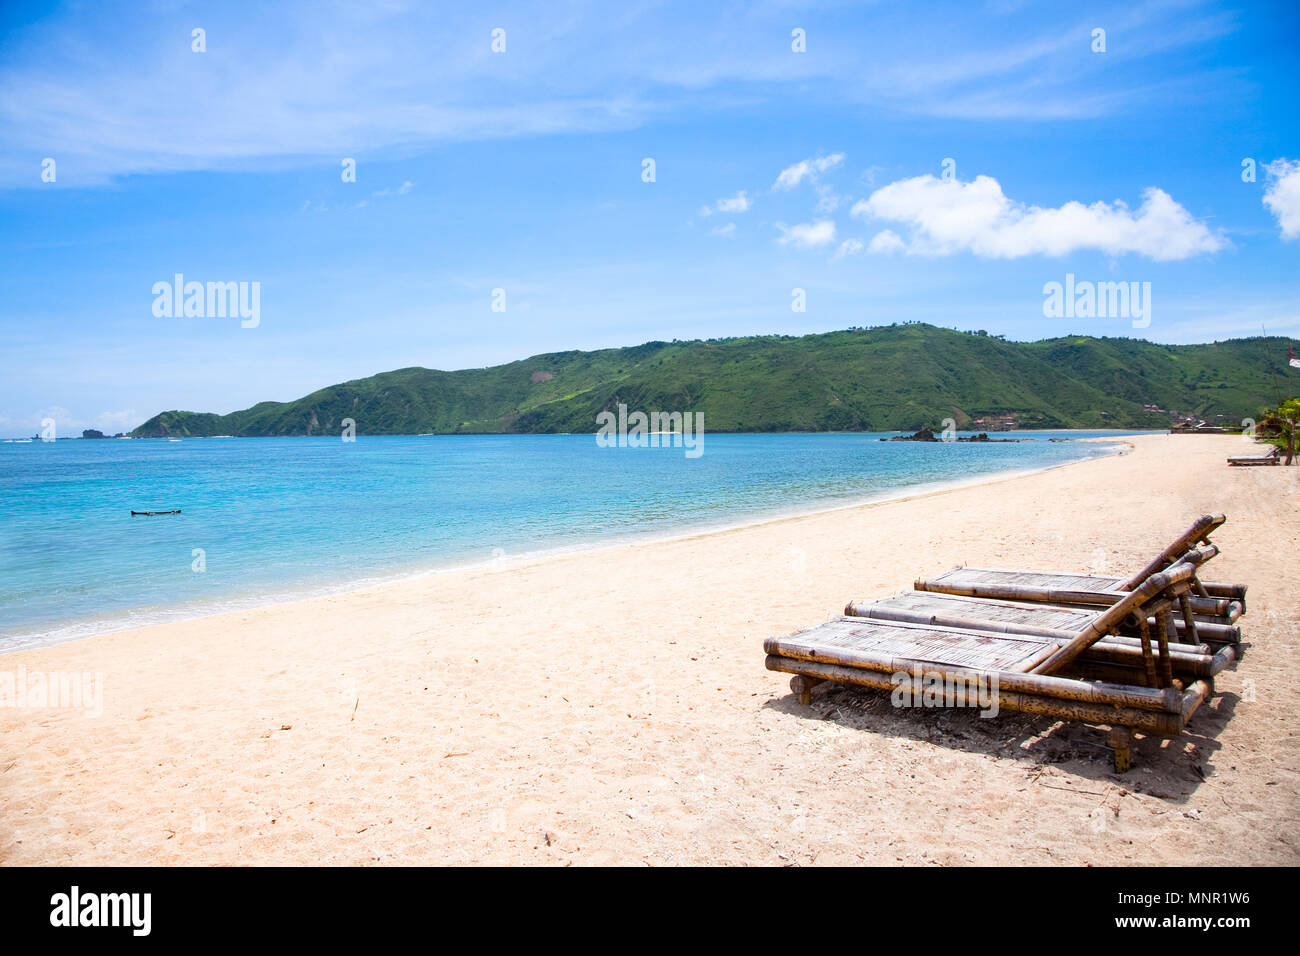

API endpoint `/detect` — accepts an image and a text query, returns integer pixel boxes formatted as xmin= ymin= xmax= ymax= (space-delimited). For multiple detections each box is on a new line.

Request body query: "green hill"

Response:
xmin=131 ymin=324 xmax=1294 ymax=437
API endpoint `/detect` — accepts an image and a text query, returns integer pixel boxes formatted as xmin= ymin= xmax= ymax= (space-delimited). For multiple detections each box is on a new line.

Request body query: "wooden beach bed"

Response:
xmin=844 ymin=586 xmax=1243 ymax=679
xmin=914 ymin=514 xmax=1247 ymax=619
xmin=766 ymin=561 xmax=1225 ymax=772
xmin=1227 ymin=446 xmax=1281 ymax=466
xmin=856 ymin=546 xmax=1242 ymax=648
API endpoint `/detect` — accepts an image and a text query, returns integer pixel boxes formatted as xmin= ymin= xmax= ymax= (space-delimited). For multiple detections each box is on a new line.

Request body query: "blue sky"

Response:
xmin=1 ymin=0 xmax=1297 ymax=436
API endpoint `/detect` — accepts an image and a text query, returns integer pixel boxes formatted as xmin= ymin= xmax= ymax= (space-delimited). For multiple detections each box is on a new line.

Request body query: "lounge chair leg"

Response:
xmin=1109 ymin=727 xmax=1133 ymax=774
xmin=1178 ymin=593 xmax=1200 ymax=646
xmin=790 ymin=675 xmax=824 ymax=706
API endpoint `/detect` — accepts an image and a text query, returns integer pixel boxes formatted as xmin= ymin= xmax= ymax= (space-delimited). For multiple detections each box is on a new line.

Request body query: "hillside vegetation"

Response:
xmin=132 ymin=324 xmax=1292 ymax=436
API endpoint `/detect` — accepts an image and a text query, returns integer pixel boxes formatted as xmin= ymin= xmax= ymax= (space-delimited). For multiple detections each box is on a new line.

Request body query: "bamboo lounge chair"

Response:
xmin=852 ymin=546 xmax=1242 ymax=650
xmin=765 ymin=561 xmax=1224 ymax=772
xmin=1227 ymin=446 xmax=1280 ymax=466
xmin=913 ymin=514 xmax=1247 ymax=619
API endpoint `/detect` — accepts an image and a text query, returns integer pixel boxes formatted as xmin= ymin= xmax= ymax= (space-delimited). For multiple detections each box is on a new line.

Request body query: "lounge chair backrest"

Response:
xmin=1116 ymin=514 xmax=1225 ymax=590
xmin=1032 ymin=558 xmax=1200 ymax=674
xmin=1122 ymin=542 xmax=1218 ymax=618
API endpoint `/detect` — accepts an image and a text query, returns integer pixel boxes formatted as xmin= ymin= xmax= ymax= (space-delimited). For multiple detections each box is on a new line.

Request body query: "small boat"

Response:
xmin=131 ymin=509 xmax=182 ymax=516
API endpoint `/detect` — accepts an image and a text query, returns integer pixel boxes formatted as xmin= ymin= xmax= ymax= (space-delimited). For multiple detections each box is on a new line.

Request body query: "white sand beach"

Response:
xmin=2 ymin=434 xmax=1297 ymax=866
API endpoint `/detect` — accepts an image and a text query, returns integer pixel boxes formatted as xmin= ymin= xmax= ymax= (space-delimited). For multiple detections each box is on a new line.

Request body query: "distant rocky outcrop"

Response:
xmin=883 ymin=429 xmax=1019 ymax=443
xmin=885 ymin=427 xmax=939 ymax=442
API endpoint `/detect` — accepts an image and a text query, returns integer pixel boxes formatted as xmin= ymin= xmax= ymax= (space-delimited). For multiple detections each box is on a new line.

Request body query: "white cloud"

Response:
xmin=1263 ymin=159 xmax=1300 ymax=240
xmin=0 ymin=6 xmax=660 ymax=186
xmin=702 ymin=190 xmax=751 ymax=217
xmin=773 ymin=154 xmax=844 ymax=191
xmin=0 ymin=2 xmax=1246 ymax=186
xmin=851 ymin=174 xmax=1225 ymax=260
xmin=0 ymin=405 xmax=75 ymax=438
xmin=776 ymin=220 xmax=837 ymax=248
xmin=711 ymin=222 xmax=736 ymax=237
xmin=351 ymin=179 xmax=413 ymax=209
xmin=832 ymin=238 xmax=864 ymax=260
xmin=716 ymin=190 xmax=751 ymax=213
xmin=867 ymin=230 xmax=905 ymax=254
xmin=95 ymin=409 xmax=139 ymax=431
xmin=862 ymin=5 xmax=1240 ymax=120
xmin=816 ymin=188 xmax=845 ymax=214
xmin=372 ymin=180 xmax=414 ymax=198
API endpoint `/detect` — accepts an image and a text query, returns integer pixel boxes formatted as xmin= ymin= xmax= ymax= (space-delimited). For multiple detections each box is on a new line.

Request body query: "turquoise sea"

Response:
xmin=0 ymin=432 xmax=1150 ymax=651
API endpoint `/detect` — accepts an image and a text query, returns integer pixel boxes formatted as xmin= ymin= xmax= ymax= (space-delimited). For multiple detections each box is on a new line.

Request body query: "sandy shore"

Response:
xmin=2 ymin=434 xmax=1297 ymax=866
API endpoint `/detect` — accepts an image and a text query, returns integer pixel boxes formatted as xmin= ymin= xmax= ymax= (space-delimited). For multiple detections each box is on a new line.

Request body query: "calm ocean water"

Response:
xmin=0 ymin=432 xmax=1149 ymax=650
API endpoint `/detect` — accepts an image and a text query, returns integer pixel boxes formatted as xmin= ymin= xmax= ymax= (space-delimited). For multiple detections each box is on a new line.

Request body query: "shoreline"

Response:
xmin=2 ymin=436 xmax=1131 ymax=655
xmin=2 ymin=432 xmax=1294 ymax=866
xmin=2 ymin=428 xmax=1167 ymax=442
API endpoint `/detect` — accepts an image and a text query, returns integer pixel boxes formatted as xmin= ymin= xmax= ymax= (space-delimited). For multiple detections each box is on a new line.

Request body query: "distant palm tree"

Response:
xmin=1260 ymin=398 xmax=1300 ymax=465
